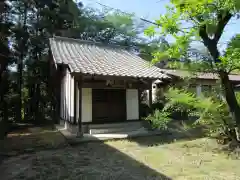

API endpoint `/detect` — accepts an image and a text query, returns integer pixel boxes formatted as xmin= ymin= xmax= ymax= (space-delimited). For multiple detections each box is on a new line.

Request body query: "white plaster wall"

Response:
xmin=146 ymin=90 xmax=154 ymax=105
xmin=126 ymin=89 xmax=139 ymax=120
xmin=60 ymin=69 xmax=75 ymax=122
xmin=66 ymin=71 xmax=71 ymax=121
xmin=152 ymin=83 xmax=157 ymax=103
xmin=146 ymin=90 xmax=150 ymax=106
xmin=69 ymin=73 xmax=75 ymax=122
xmin=196 ymin=85 xmax=202 ymax=97
xmin=82 ymin=88 xmax=92 ymax=123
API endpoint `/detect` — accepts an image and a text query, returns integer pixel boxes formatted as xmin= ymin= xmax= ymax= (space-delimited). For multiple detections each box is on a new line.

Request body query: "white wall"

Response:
xmin=60 ymin=72 xmax=92 ymax=124
xmin=152 ymin=83 xmax=158 ymax=103
xmin=82 ymin=88 xmax=92 ymax=123
xmin=126 ymin=89 xmax=139 ymax=120
xmin=69 ymin=72 xmax=75 ymax=121
xmin=196 ymin=85 xmax=202 ymax=97
xmin=60 ymin=68 xmax=75 ymax=123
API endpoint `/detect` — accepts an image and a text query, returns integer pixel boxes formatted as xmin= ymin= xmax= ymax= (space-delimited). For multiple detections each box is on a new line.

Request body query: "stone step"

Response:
xmin=88 ymin=121 xmax=144 ymax=135
xmin=89 ymin=121 xmax=143 ymax=129
xmin=89 ymin=127 xmax=144 ymax=135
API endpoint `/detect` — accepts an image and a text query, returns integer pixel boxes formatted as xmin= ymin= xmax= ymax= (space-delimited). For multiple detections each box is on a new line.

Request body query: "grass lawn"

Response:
xmin=0 ymin=126 xmax=68 ymax=156
xmin=1 ymin=135 xmax=240 ymax=180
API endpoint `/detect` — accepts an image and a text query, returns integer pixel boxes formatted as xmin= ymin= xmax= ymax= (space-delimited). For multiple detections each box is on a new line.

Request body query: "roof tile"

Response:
xmin=49 ymin=36 xmax=168 ymax=79
xmin=162 ymin=69 xmax=240 ymax=82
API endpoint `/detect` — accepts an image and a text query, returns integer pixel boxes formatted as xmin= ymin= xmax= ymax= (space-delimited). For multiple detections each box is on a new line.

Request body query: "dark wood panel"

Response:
xmin=92 ymin=89 xmax=126 ymax=123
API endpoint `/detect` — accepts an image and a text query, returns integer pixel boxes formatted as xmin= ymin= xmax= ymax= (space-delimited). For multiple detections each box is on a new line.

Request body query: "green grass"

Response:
xmin=1 ymin=135 xmax=240 ymax=180
xmin=106 ymin=137 xmax=240 ymax=180
xmin=1 ymin=126 xmax=67 ymax=155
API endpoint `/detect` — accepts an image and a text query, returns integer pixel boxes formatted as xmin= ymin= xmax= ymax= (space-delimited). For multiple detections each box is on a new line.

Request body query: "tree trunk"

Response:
xmin=0 ymin=70 xmax=9 ymax=139
xmin=27 ymin=84 xmax=34 ymax=121
xmin=16 ymin=3 xmax=28 ymax=122
xmin=16 ymin=57 xmax=23 ymax=122
xmin=200 ymin=22 xmax=240 ymax=141
xmin=219 ymin=70 xmax=240 ymax=141
xmin=34 ymin=82 xmax=40 ymax=123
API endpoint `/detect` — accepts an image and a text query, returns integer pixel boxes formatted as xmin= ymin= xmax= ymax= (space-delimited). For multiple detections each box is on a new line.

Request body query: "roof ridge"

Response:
xmin=162 ymin=68 xmax=240 ymax=76
xmin=52 ymin=36 xmax=133 ymax=51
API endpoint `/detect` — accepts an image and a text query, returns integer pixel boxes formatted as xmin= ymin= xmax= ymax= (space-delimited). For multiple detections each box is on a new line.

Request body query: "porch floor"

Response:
xmin=55 ymin=123 xmax=165 ymax=143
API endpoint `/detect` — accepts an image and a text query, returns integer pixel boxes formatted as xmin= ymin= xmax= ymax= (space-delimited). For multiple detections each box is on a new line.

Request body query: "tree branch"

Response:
xmin=199 ymin=24 xmax=212 ymax=48
xmin=214 ymin=11 xmax=232 ymax=43
xmin=199 ymin=24 xmax=220 ymax=61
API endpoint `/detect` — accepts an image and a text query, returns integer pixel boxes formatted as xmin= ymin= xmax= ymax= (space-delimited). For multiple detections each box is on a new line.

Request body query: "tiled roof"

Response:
xmin=49 ymin=36 xmax=168 ymax=79
xmin=162 ymin=69 xmax=240 ymax=82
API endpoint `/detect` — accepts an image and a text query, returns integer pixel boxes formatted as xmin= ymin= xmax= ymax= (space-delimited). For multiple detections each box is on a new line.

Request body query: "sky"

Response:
xmin=80 ymin=0 xmax=240 ymax=50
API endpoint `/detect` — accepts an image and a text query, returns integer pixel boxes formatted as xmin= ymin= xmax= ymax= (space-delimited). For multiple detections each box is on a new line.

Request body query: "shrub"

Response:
xmin=145 ymin=110 xmax=171 ymax=130
xmin=146 ymin=87 xmax=237 ymax=143
xmin=163 ymin=88 xmax=197 ymax=120
xmin=193 ymin=97 xmax=235 ymax=143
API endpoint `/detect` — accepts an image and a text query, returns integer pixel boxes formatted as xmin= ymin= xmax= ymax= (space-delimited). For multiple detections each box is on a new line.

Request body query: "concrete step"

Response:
xmin=88 ymin=121 xmax=144 ymax=135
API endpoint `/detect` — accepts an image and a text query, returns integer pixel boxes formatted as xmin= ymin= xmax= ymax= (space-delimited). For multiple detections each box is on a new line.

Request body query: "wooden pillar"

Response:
xmin=73 ymin=78 xmax=77 ymax=125
xmin=77 ymin=80 xmax=82 ymax=137
xmin=138 ymin=89 xmax=141 ymax=120
xmin=149 ymin=88 xmax=152 ymax=109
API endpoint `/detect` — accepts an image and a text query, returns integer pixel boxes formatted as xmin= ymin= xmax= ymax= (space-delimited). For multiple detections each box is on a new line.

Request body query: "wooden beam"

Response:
xmin=72 ymin=72 xmax=158 ymax=82
xmin=81 ymin=80 xmax=151 ymax=89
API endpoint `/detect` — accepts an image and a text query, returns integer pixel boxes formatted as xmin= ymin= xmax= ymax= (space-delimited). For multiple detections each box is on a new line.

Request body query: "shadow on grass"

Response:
xmin=1 ymin=123 xmax=172 ymax=179
xmin=0 ymin=125 xmax=68 ymax=157
xmin=1 ymin=136 xmax=172 ymax=180
xmin=70 ymin=141 xmax=172 ymax=179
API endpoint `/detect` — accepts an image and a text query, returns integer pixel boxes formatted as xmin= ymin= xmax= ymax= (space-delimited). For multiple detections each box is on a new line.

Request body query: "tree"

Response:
xmin=145 ymin=0 xmax=240 ymax=140
xmin=0 ymin=0 xmax=162 ymax=136
xmin=0 ymin=0 xmax=13 ymax=138
xmin=12 ymin=0 xmax=31 ymax=122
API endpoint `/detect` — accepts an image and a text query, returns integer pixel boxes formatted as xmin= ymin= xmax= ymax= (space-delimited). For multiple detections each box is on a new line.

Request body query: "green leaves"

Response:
xmin=144 ymin=0 xmax=240 ymax=74
xmin=144 ymin=25 xmax=156 ymax=37
xmin=158 ymin=12 xmax=181 ymax=35
xmin=164 ymin=87 xmax=197 ymax=112
xmin=151 ymin=51 xmax=169 ymax=64
xmin=105 ymin=12 xmax=135 ymax=37
xmin=220 ymin=34 xmax=240 ymax=72
xmin=145 ymin=110 xmax=171 ymax=130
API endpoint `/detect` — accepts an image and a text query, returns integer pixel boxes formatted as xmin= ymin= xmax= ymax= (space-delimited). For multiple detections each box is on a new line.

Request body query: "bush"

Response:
xmin=146 ymin=87 xmax=237 ymax=143
xmin=194 ymin=97 xmax=236 ymax=143
xmin=163 ymin=88 xmax=197 ymax=120
xmin=140 ymin=102 xmax=165 ymax=119
xmin=145 ymin=110 xmax=171 ymax=130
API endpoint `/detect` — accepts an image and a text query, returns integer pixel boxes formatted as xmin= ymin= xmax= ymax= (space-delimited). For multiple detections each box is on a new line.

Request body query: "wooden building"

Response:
xmin=49 ymin=36 xmax=169 ymax=135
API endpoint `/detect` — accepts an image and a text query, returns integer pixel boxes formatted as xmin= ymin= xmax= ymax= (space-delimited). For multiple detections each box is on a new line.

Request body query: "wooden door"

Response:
xmin=92 ymin=89 xmax=126 ymax=123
